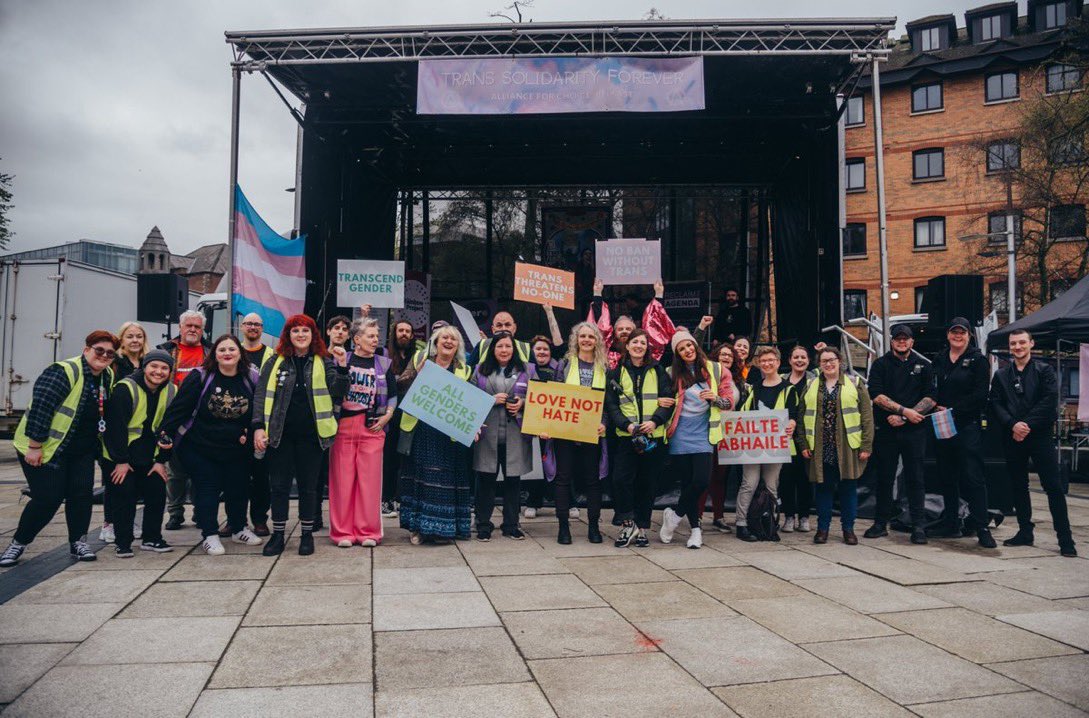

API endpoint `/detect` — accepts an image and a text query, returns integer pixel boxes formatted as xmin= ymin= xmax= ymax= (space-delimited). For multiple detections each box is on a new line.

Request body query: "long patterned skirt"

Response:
xmin=398 ymin=423 xmax=472 ymax=540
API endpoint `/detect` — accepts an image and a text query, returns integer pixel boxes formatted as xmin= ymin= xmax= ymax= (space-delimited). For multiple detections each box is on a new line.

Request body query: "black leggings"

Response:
xmin=105 ymin=462 xmax=166 ymax=548
xmin=612 ymin=439 xmax=663 ymax=529
xmin=268 ymin=433 xmax=325 ymax=530
xmin=554 ymin=439 xmax=602 ymax=522
xmin=670 ymin=452 xmax=713 ymax=528
xmin=780 ymin=454 xmax=812 ymax=518
xmin=14 ymin=452 xmax=96 ymax=545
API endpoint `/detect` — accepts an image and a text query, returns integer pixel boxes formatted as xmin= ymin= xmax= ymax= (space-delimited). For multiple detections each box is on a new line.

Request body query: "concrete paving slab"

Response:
xmin=878 ymin=607 xmax=1079 ymax=663
xmin=61 ymin=616 xmax=241 ymax=665
xmin=210 ymin=624 xmax=372 ymax=688
xmin=640 ymin=616 xmax=837 ymax=687
xmin=537 ymin=539 xmax=627 ymax=557
xmin=243 ymin=584 xmax=371 ymax=626
xmin=986 ymin=566 xmax=1089 ymax=599
xmin=529 ymin=652 xmax=738 ymax=717
xmin=66 ymin=546 xmax=186 ymax=571
xmin=908 ymin=690 xmax=1088 ymax=718
xmin=1059 ymin=597 xmax=1089 ymax=610
xmin=732 ymin=594 xmax=901 ymax=644
xmin=910 ymin=549 xmax=1040 ymax=574
xmin=995 ymin=610 xmax=1089 ymax=651
xmin=375 ymin=626 xmax=529 ymax=690
xmin=673 ymin=566 xmax=805 ymax=602
xmin=0 ymin=603 xmax=123 ymax=644
xmin=913 ymin=581 xmax=1073 ymax=616
xmin=848 ymin=558 xmax=982 ymax=585
xmin=9 ymin=568 xmax=160 ymax=604
xmin=3 ymin=662 xmax=213 ymax=718
xmin=373 ymin=566 xmax=479 ymax=595
xmin=265 ymin=554 xmax=371 ymax=585
xmin=986 ymin=655 xmax=1089 ymax=711
xmin=594 ymin=580 xmax=737 ymax=622
xmin=713 ymin=674 xmax=914 ymax=717
xmin=502 ymin=607 xmax=654 ymax=659
xmin=373 ymin=544 xmax=466 ymax=569
xmin=794 ymin=575 xmax=952 ymax=614
xmin=480 ymin=574 xmax=606 ymax=612
xmin=794 ymin=543 xmax=906 ymax=565
xmin=640 ymin=546 xmax=745 ymax=570
xmin=191 ymin=683 xmax=374 ymax=717
xmin=461 ymin=548 xmax=570 ymax=576
xmin=807 ymin=634 xmax=1023 ymax=704
xmin=559 ymin=555 xmax=675 ymax=585
xmin=373 ymin=591 xmax=500 ymax=631
xmin=733 ymin=550 xmax=859 ymax=580
xmin=160 ymin=555 xmax=273 ymax=582
xmin=0 ymin=643 xmax=76 ymax=703
xmin=120 ymin=580 xmax=261 ymax=618
xmin=376 ymin=682 xmax=555 ymax=718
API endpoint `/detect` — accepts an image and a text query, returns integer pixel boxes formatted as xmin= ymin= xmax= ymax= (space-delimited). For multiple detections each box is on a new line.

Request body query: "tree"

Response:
xmin=489 ymin=0 xmax=534 ymax=23
xmin=644 ymin=8 xmax=667 ymax=20
xmin=0 ymin=159 xmax=13 ymax=250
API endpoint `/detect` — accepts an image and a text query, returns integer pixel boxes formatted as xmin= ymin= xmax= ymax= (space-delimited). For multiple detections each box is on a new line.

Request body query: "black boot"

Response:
xmin=1003 ymin=524 xmax=1035 ymax=547
xmin=587 ymin=520 xmax=602 ymax=544
xmin=863 ymin=522 xmax=888 ymax=539
xmin=977 ymin=528 xmax=997 ymax=549
xmin=910 ymin=527 xmax=928 ymax=544
xmin=262 ymin=531 xmax=285 ymax=556
xmin=557 ymin=519 xmax=572 ymax=545
xmin=1059 ymin=538 xmax=1078 ymax=557
xmin=298 ymin=531 xmax=315 ymax=556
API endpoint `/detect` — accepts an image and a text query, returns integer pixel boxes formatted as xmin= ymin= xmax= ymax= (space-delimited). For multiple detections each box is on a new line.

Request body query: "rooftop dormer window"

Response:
xmin=920 ymin=26 xmax=942 ymax=51
xmin=1044 ymin=1 xmax=1068 ymax=28
xmin=980 ymin=15 xmax=1003 ymax=41
xmin=907 ymin=15 xmax=956 ymax=52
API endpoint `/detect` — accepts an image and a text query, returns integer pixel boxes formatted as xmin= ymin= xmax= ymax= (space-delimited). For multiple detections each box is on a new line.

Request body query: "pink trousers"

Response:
xmin=329 ymin=414 xmax=385 ymax=544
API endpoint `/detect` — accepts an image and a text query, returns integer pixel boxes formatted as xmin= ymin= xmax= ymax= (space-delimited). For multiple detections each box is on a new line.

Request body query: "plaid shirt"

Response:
xmin=24 ymin=357 xmax=105 ymax=456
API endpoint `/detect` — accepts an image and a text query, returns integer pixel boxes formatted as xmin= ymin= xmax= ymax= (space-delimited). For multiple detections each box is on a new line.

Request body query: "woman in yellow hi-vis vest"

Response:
xmin=2 ymin=331 xmax=119 ymax=567
xmin=798 ymin=347 xmax=874 ymax=545
xmin=254 ymin=315 xmax=349 ymax=557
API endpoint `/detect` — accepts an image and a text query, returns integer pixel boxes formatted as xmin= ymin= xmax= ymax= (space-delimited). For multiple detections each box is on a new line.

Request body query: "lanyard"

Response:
xmin=95 ymin=379 xmax=106 ymax=434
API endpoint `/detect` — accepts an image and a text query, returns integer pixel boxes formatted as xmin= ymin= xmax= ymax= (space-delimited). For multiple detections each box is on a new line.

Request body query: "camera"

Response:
xmin=632 ymin=434 xmax=658 ymax=454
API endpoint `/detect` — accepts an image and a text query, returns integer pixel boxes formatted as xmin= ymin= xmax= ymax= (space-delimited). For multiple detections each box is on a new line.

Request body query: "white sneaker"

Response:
xmin=232 ymin=528 xmax=263 ymax=546
xmin=660 ymin=507 xmax=683 ymax=544
xmin=781 ymin=516 xmax=795 ymax=533
xmin=99 ymin=523 xmax=115 ymax=544
xmin=799 ymin=517 xmax=811 ymax=532
xmin=523 ymin=507 xmax=538 ymax=519
xmin=202 ymin=535 xmax=225 ymax=555
xmin=361 ymin=539 xmax=377 ymax=547
xmin=337 ymin=539 xmax=353 ymax=548
xmin=687 ymin=527 xmax=703 ymax=549
xmin=569 ymin=507 xmax=580 ymax=519
xmin=132 ymin=521 xmax=142 ymax=540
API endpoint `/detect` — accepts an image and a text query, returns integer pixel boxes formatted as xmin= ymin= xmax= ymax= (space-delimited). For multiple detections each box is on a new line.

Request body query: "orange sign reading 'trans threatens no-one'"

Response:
xmin=514 ymin=262 xmax=575 ymax=310
xmin=522 ymin=381 xmax=604 ymax=444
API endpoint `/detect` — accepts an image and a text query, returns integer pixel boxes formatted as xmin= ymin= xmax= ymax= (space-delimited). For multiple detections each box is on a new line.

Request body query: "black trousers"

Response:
xmin=873 ymin=428 xmax=927 ymax=526
xmin=475 ymin=443 xmax=522 ymax=533
xmin=934 ymin=420 xmax=990 ymax=529
xmin=14 ymin=451 xmax=96 ymax=545
xmin=780 ymin=453 xmax=813 ymax=518
xmin=249 ymin=456 xmax=270 ymax=526
xmin=382 ymin=416 xmax=402 ymax=503
xmin=180 ymin=447 xmax=249 ymax=538
xmin=1005 ymin=430 xmax=1072 ymax=542
xmin=670 ymin=452 xmax=713 ymax=528
xmin=268 ymin=433 xmax=325 ymax=526
xmin=612 ymin=438 xmax=663 ymax=529
xmin=554 ymin=439 xmax=602 ymax=522
xmin=104 ymin=462 xmax=166 ymax=548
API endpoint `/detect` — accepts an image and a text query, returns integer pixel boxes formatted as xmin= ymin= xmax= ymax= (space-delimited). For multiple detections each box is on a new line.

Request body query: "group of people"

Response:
xmin=0 ymin=284 xmax=1077 ymax=567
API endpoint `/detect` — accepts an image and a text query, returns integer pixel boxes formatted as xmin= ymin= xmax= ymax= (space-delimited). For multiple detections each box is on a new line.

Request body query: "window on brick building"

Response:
xmin=989 ymin=282 xmax=1023 ymax=318
xmin=985 ymin=71 xmax=1018 ymax=102
xmin=911 ymin=82 xmax=943 ymax=112
xmin=988 ymin=211 xmax=1022 ymax=245
xmin=1047 ymin=64 xmax=1082 ymax=93
xmin=1043 ymin=1 xmax=1068 ymax=29
xmin=842 ymin=223 xmax=866 ymax=256
xmin=843 ymin=290 xmax=868 ymax=320
xmin=914 ymin=217 xmax=946 ymax=248
xmin=914 ymin=287 xmax=927 ymax=312
xmin=987 ymin=141 xmax=1020 ymax=172
xmin=845 ymin=158 xmax=865 ymax=190
xmin=1050 ymin=204 xmax=1086 ymax=239
xmin=845 ymin=96 xmax=864 ymax=126
xmin=919 ymin=27 xmax=942 ymax=52
xmin=979 ymin=15 xmax=1003 ymax=41
xmin=1050 ymin=136 xmax=1086 ymax=166
xmin=913 ymin=148 xmax=945 ymax=180
xmin=1051 ymin=277 xmax=1075 ymax=300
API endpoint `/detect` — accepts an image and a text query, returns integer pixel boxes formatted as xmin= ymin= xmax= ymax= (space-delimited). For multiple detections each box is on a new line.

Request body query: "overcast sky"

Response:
xmin=2 ymin=0 xmax=987 ymax=255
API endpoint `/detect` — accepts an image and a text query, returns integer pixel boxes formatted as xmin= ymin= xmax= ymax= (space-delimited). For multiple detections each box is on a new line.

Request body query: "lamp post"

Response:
xmin=961 ymin=213 xmax=1017 ymax=322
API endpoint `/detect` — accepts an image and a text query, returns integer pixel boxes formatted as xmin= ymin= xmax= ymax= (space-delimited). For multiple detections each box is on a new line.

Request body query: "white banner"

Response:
xmin=595 ymin=239 xmax=661 ymax=285
xmin=717 ymin=409 xmax=793 ymax=465
xmin=337 ymin=260 xmax=405 ymax=308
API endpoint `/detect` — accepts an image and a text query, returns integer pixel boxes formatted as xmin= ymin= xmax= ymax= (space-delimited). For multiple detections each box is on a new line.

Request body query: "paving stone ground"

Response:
xmin=0 ymin=445 xmax=1087 ymax=717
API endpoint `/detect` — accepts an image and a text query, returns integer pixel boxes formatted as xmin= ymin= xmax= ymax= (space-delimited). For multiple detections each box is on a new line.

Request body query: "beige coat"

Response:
xmin=797 ymin=375 xmax=875 ymax=484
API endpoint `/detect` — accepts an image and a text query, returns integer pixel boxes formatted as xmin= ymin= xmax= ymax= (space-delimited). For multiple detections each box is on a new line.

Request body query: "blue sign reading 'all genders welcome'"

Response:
xmin=399 ymin=360 xmax=494 ymax=447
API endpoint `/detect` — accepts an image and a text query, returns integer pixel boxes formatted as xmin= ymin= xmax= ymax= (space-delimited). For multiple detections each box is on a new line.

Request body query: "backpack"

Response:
xmin=746 ymin=480 xmax=780 ymax=541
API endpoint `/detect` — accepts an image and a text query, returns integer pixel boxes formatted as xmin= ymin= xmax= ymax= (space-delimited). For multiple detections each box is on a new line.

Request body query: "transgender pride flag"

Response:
xmin=230 ymin=187 xmax=306 ymax=339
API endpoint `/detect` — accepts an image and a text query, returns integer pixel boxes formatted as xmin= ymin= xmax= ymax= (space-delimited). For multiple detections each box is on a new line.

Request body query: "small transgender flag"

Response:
xmin=230 ymin=187 xmax=306 ymax=339
xmin=931 ymin=408 xmax=957 ymax=440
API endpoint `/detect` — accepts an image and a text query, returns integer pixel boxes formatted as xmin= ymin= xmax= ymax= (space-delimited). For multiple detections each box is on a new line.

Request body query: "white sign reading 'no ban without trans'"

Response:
xmin=595 ymin=239 xmax=662 ymax=285
xmin=717 ymin=409 xmax=793 ymax=465
xmin=337 ymin=259 xmax=406 ymax=308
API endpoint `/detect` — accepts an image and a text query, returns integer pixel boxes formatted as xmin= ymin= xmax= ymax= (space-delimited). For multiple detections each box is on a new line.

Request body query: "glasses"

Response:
xmin=820 ymin=358 xmax=839 ymax=365
xmin=241 ymin=321 xmax=263 ymax=328
xmin=91 ymin=347 xmax=116 ymax=359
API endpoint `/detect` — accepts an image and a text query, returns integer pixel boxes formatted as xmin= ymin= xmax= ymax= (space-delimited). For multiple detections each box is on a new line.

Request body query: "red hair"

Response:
xmin=275 ymin=314 xmax=329 ymax=358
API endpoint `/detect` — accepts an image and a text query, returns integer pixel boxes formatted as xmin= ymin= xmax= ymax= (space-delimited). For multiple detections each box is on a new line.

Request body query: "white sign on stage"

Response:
xmin=450 ymin=301 xmax=483 ymax=348
xmin=337 ymin=260 xmax=406 ymax=308
xmin=595 ymin=239 xmax=662 ymax=285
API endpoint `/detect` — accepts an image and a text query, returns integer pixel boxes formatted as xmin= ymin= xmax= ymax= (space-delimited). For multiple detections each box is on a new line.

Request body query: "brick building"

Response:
xmin=138 ymin=226 xmax=227 ymax=293
xmin=844 ymin=0 xmax=1088 ymax=324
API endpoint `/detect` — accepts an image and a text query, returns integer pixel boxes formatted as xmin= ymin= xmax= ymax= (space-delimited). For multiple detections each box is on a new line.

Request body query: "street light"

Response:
xmin=959 ymin=213 xmax=1018 ymax=322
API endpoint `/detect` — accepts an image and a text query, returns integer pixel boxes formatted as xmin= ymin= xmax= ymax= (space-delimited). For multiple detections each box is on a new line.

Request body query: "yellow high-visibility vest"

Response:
xmin=14 ymin=358 xmax=113 ymax=463
xmin=803 ymin=376 xmax=862 ymax=450
xmin=101 ymin=378 xmax=177 ymax=461
xmin=615 ymin=365 xmax=667 ymax=440
xmin=264 ymin=355 xmax=338 ymax=440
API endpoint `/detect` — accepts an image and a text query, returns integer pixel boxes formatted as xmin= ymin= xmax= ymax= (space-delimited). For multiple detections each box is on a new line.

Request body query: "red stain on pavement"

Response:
xmin=635 ymin=633 xmax=663 ymax=651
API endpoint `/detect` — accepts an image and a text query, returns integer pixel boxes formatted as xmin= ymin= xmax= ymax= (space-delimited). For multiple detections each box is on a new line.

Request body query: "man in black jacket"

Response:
xmin=931 ymin=317 xmax=996 ymax=548
xmin=865 ymin=324 xmax=934 ymax=544
xmin=990 ymin=329 xmax=1076 ymax=557
xmin=711 ymin=288 xmax=753 ymax=344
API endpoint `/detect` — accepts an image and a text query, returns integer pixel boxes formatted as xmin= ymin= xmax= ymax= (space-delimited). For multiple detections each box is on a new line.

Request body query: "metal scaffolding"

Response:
xmin=226 ymin=18 xmax=893 ymax=69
